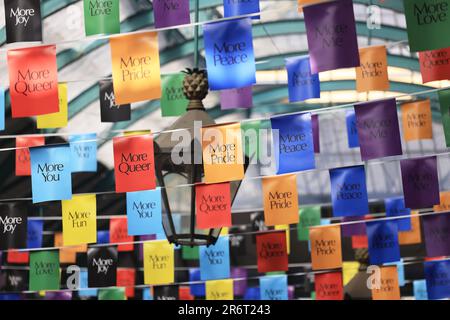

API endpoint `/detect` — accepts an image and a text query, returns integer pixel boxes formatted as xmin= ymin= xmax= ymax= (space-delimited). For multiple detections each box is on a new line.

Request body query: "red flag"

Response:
xmin=8 ymin=45 xmax=59 ymax=118
xmin=110 ymin=217 xmax=134 ymax=252
xmin=15 ymin=136 xmax=45 ymax=176
xmin=419 ymin=47 xmax=450 ymax=83
xmin=196 ymin=182 xmax=232 ymax=229
xmin=7 ymin=250 xmax=29 ymax=264
xmin=113 ymin=134 xmax=156 ymax=193
xmin=256 ymin=231 xmax=288 ymax=273
xmin=117 ymin=268 xmax=136 ymax=298
xmin=315 ymin=272 xmax=344 ymax=300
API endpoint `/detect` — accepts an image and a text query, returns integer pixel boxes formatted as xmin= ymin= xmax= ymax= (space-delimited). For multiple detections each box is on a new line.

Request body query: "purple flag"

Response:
xmin=220 ymin=86 xmax=253 ymax=110
xmin=342 ymin=216 xmax=367 ymax=237
xmin=303 ymin=0 xmax=360 ymax=73
xmin=355 ymin=98 xmax=403 ymax=161
xmin=45 ymin=291 xmax=72 ymax=300
xmin=400 ymin=156 xmax=440 ymax=209
xmin=312 ymin=114 xmax=320 ymax=153
xmin=422 ymin=212 xmax=450 ymax=258
xmin=231 ymin=267 xmax=248 ymax=296
xmin=153 ymin=0 xmax=191 ymax=29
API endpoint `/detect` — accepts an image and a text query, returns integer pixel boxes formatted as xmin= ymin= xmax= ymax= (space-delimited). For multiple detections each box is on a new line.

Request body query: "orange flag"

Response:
xmin=398 ymin=211 xmax=421 ymax=245
xmin=401 ymin=99 xmax=433 ymax=141
xmin=356 ymin=45 xmax=389 ymax=92
xmin=309 ymin=225 xmax=342 ymax=270
xmin=262 ymin=174 xmax=299 ymax=226
xmin=433 ymin=191 xmax=450 ymax=212
xmin=371 ymin=266 xmax=401 ymax=300
xmin=110 ymin=32 xmax=161 ymax=104
xmin=202 ymin=122 xmax=245 ymax=184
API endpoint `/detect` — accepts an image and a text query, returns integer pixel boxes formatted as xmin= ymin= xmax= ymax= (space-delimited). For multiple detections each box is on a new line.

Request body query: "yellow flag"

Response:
xmin=110 ymin=32 xmax=161 ymax=105
xmin=143 ymin=240 xmax=174 ymax=285
xmin=61 ymin=194 xmax=97 ymax=246
xmin=206 ymin=279 xmax=234 ymax=300
xmin=36 ymin=83 xmax=68 ymax=129
xmin=275 ymin=225 xmax=291 ymax=255
xmin=343 ymin=261 xmax=360 ymax=285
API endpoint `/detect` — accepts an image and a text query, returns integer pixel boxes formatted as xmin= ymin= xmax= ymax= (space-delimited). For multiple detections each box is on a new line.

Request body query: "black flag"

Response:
xmin=99 ymin=80 xmax=131 ymax=123
xmin=87 ymin=246 xmax=118 ymax=288
xmin=0 ymin=202 xmax=28 ymax=250
xmin=4 ymin=0 xmax=43 ymax=43
xmin=153 ymin=285 xmax=179 ymax=300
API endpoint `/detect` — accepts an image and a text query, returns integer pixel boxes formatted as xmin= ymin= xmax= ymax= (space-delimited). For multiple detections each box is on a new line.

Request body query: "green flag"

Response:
xmin=241 ymin=120 xmax=261 ymax=162
xmin=161 ymin=73 xmax=189 ymax=117
xmin=29 ymin=251 xmax=60 ymax=291
xmin=182 ymin=245 xmax=199 ymax=260
xmin=297 ymin=206 xmax=321 ymax=241
xmin=403 ymin=0 xmax=450 ymax=51
xmin=439 ymin=88 xmax=450 ymax=147
xmin=84 ymin=0 xmax=120 ymax=36
xmin=98 ymin=288 xmax=126 ymax=300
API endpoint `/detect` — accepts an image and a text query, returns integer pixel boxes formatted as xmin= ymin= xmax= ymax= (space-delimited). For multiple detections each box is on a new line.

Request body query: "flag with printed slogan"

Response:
xmin=224 ymin=0 xmax=260 ymax=18
xmin=385 ymin=196 xmax=411 ymax=232
xmin=309 ymin=225 xmax=342 ymax=270
xmin=99 ymin=79 xmax=131 ymax=122
xmin=29 ymin=251 xmax=60 ymax=291
xmin=371 ymin=266 xmax=400 ymax=300
xmin=161 ymin=73 xmax=189 ymax=116
xmin=87 ymin=246 xmax=118 ymax=288
xmin=62 ymin=194 xmax=97 ymax=246
xmin=286 ymin=56 xmax=320 ymax=103
xmin=346 ymin=110 xmax=359 ymax=148
xmin=315 ymin=272 xmax=343 ymax=300
xmin=424 ymin=259 xmax=450 ymax=300
xmin=0 ymin=202 xmax=27 ymax=250
xmin=69 ymin=133 xmax=98 ymax=173
xmin=422 ymin=212 xmax=450 ymax=257
xmin=367 ymin=220 xmax=400 ymax=265
xmin=110 ymin=32 xmax=161 ymax=104
xmin=206 ymin=279 xmax=234 ymax=300
xmin=153 ymin=0 xmax=190 ymax=28
xmin=5 ymin=0 xmax=42 ymax=43
xmin=401 ymin=99 xmax=433 ymax=141
xmin=199 ymin=236 xmax=230 ymax=280
xmin=297 ymin=206 xmax=321 ymax=241
xmin=256 ymin=231 xmax=288 ymax=273
xmin=143 ymin=240 xmax=175 ymax=285
xmin=15 ymin=136 xmax=45 ymax=176
xmin=110 ymin=217 xmax=134 ymax=252
xmin=195 ymin=183 xmax=232 ymax=229
xmin=356 ymin=45 xmax=389 ymax=92
xmin=126 ymin=188 xmax=163 ymax=235
xmin=83 ymin=0 xmax=120 ymax=36
xmin=419 ymin=47 xmax=450 ymax=83
xmin=260 ymin=275 xmax=288 ymax=300
xmin=262 ymin=174 xmax=299 ymax=226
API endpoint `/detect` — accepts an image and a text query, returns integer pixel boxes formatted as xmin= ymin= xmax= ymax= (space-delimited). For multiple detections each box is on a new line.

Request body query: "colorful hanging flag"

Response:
xmin=4 ymin=0 xmax=42 ymax=43
xmin=8 ymin=45 xmax=59 ymax=118
xmin=256 ymin=231 xmax=288 ymax=273
xmin=153 ymin=0 xmax=190 ymax=28
xmin=69 ymin=133 xmax=98 ymax=173
xmin=438 ymin=88 xmax=450 ymax=148
xmin=356 ymin=45 xmax=390 ymax=92
xmin=224 ymin=0 xmax=260 ymax=18
xmin=29 ymin=144 xmax=72 ymax=204
xmin=366 ymin=220 xmax=400 ymax=265
xmin=189 ymin=269 xmax=205 ymax=297
xmin=309 ymin=225 xmax=342 ymax=270
xmin=271 ymin=113 xmax=315 ymax=174
xmin=98 ymin=288 xmax=126 ymax=300
xmin=117 ymin=268 xmax=136 ymax=298
xmin=312 ymin=114 xmax=320 ymax=153
xmin=346 ymin=109 xmax=359 ymax=148
xmin=54 ymin=232 xmax=87 ymax=264
xmin=206 ymin=279 xmax=234 ymax=300
xmin=113 ymin=134 xmax=156 ymax=192
xmin=199 ymin=236 xmax=230 ymax=280
xmin=220 ymin=86 xmax=253 ymax=110
xmin=371 ymin=266 xmax=400 ymax=300
xmin=341 ymin=216 xmax=367 ymax=237
xmin=4 ymin=269 xmax=28 ymax=292
xmin=231 ymin=267 xmax=247 ymax=296
xmin=7 ymin=250 xmax=29 ymax=264
xmin=83 ymin=0 xmax=120 ymax=36
xmin=183 ymin=245 xmax=199 ymax=260
xmin=419 ymin=47 xmax=450 ymax=83
xmin=400 ymin=156 xmax=440 ymax=209
xmin=154 ymin=285 xmax=179 ymax=300
xmin=126 ymin=188 xmax=163 ymax=235
xmin=303 ymin=0 xmax=359 ymax=73
xmin=202 ymin=122 xmax=245 ymax=184
xmin=203 ymin=18 xmax=256 ymax=90
xmin=401 ymin=99 xmax=433 ymax=141
xmin=422 ymin=212 xmax=450 ymax=257
xmin=413 ymin=279 xmax=428 ymax=300
xmin=61 ymin=194 xmax=97 ymax=246
xmin=434 ymin=191 xmax=450 ymax=212
xmin=143 ymin=240 xmax=175 ymax=285
xmin=79 ymin=269 xmax=98 ymax=297
xmin=355 ymin=98 xmax=403 ymax=161
xmin=297 ymin=206 xmax=321 ymax=241
xmin=342 ymin=262 xmax=359 ymax=285
xmin=110 ymin=217 xmax=133 ymax=251
xmin=195 ymin=183 xmax=232 ymax=229
xmin=29 ymin=251 xmax=60 ymax=291
xmin=285 ymin=56 xmax=320 ymax=103
xmin=329 ymin=165 xmax=369 ymax=217
xmin=403 ymin=0 xmax=450 ymax=52
xmin=0 ymin=87 xmax=4 ymax=131
xmin=15 ymin=135 xmax=45 ymax=176
xmin=161 ymin=73 xmax=189 ymax=116
xmin=315 ymin=272 xmax=343 ymax=300
xmin=262 ymin=174 xmax=299 ymax=226
xmin=110 ymin=32 xmax=161 ymax=104
xmin=352 ymin=234 xmax=368 ymax=249
xmin=0 ymin=202 xmax=27 ymax=250
xmin=87 ymin=246 xmax=118 ymax=288
xmin=399 ymin=211 xmax=422 ymax=245
xmin=384 ymin=197 xmax=411 ymax=231
xmin=424 ymin=259 xmax=450 ymax=300
xmin=260 ymin=275 xmax=288 ymax=300
xmin=36 ymin=83 xmax=68 ymax=129
xmin=27 ymin=219 xmax=43 ymax=249
xmin=99 ymin=79 xmax=131 ymax=122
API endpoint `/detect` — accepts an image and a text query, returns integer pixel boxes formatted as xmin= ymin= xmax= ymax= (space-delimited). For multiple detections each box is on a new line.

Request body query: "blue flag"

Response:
xmin=27 ymin=220 xmax=43 ymax=249
xmin=189 ymin=268 xmax=205 ymax=297
xmin=384 ymin=197 xmax=411 ymax=231
xmin=30 ymin=144 xmax=72 ymax=203
xmin=143 ymin=288 xmax=153 ymax=300
xmin=346 ymin=109 xmax=359 ymax=148
xmin=199 ymin=236 xmax=230 ymax=280
xmin=126 ymin=188 xmax=163 ymax=236
xmin=425 ymin=259 xmax=450 ymax=300
xmin=286 ymin=56 xmax=320 ymax=103
xmin=204 ymin=18 xmax=256 ymax=90
xmin=271 ymin=113 xmax=315 ymax=174
xmin=413 ymin=280 xmax=428 ymax=300
xmin=260 ymin=275 xmax=288 ymax=300
xmin=244 ymin=287 xmax=260 ymax=300
xmin=97 ymin=231 xmax=110 ymax=244
xmin=223 ymin=0 xmax=260 ymax=19
xmin=367 ymin=220 xmax=400 ymax=265
xmin=329 ymin=165 xmax=369 ymax=217
xmin=69 ymin=133 xmax=97 ymax=173
xmin=79 ymin=269 xmax=98 ymax=297
xmin=0 ymin=87 xmax=4 ymax=131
